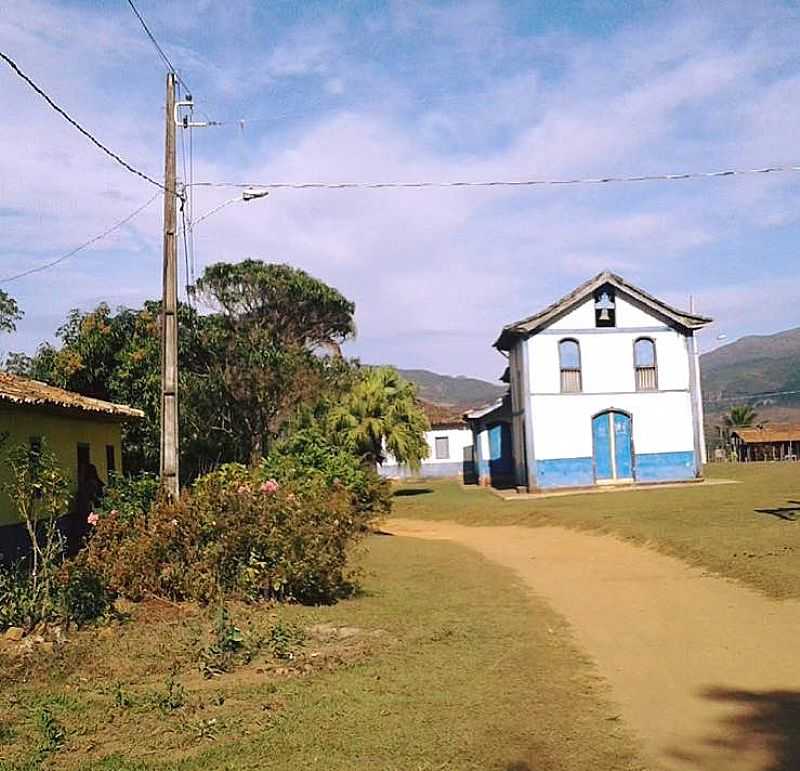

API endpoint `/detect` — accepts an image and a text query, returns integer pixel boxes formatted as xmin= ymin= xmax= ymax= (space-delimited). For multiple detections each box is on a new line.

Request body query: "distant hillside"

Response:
xmin=701 ymin=327 xmax=800 ymax=422
xmin=395 ymin=368 xmax=506 ymax=409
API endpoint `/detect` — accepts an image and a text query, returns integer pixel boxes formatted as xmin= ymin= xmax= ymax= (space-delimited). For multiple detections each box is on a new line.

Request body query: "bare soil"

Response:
xmin=389 ymin=518 xmax=800 ymax=771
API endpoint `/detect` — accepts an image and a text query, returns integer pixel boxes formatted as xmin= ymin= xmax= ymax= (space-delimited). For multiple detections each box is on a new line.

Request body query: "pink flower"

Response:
xmin=237 ymin=485 xmax=250 ymax=495
xmin=260 ymin=479 xmax=279 ymax=495
xmin=87 ymin=512 xmax=99 ymax=526
xmin=110 ymin=509 xmax=119 ymax=517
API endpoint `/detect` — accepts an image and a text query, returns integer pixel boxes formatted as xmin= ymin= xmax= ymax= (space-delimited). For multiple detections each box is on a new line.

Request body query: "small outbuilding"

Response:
xmin=0 ymin=373 xmax=143 ymax=560
xmin=731 ymin=425 xmax=800 ymax=462
xmin=379 ymin=401 xmax=475 ymax=480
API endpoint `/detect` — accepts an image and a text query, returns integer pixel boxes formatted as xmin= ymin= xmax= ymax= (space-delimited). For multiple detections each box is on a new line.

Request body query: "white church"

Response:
xmin=465 ymin=271 xmax=712 ymax=491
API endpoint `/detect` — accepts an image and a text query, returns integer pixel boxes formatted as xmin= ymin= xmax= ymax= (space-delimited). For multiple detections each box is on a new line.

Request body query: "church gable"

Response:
xmin=494 ymin=271 xmax=711 ymax=350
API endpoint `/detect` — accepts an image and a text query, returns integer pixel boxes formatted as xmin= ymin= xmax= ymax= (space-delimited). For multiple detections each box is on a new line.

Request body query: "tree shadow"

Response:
xmin=754 ymin=501 xmax=800 ymax=521
xmin=393 ymin=488 xmax=434 ymax=497
xmin=668 ymin=687 xmax=800 ymax=771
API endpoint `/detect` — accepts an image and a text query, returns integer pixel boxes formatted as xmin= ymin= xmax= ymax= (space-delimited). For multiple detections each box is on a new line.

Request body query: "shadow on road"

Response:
xmin=668 ymin=687 xmax=800 ymax=771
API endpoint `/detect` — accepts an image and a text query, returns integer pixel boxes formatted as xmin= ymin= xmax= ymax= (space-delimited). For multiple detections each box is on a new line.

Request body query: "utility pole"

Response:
xmin=160 ymin=71 xmax=179 ymax=499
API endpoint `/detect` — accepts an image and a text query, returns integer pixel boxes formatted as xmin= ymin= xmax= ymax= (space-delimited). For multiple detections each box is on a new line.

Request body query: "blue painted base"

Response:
xmin=381 ymin=461 xmax=465 ymax=480
xmin=535 ymin=450 xmax=698 ymax=488
xmin=634 ymin=451 xmax=697 ymax=482
xmin=536 ymin=458 xmax=594 ymax=489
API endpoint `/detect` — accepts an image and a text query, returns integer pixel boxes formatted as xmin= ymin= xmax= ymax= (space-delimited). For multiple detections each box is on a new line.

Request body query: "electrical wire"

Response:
xmin=704 ymin=389 xmax=800 ymax=405
xmin=189 ymin=164 xmax=800 ymax=192
xmin=125 ymin=0 xmax=192 ymax=93
xmin=0 ymin=193 xmax=161 ymax=285
xmin=0 ymin=50 xmax=170 ymax=195
xmin=192 ymin=195 xmax=241 ymax=226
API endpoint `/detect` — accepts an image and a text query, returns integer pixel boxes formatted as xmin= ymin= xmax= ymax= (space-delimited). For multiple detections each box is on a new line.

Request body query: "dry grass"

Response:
xmin=0 ymin=535 xmax=644 ymax=770
xmin=393 ymin=462 xmax=800 ymax=600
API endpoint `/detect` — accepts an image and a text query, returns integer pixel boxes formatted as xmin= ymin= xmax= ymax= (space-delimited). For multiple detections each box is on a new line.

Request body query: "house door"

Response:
xmin=592 ymin=411 xmax=633 ymax=484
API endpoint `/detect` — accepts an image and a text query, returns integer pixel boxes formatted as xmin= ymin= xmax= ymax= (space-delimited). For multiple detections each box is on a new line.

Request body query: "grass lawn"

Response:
xmin=0 ymin=535 xmax=643 ymax=771
xmin=393 ymin=462 xmax=800 ymax=600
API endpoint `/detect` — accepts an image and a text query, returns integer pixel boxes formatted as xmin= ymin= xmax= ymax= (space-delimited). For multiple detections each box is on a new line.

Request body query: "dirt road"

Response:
xmin=388 ymin=518 xmax=800 ymax=771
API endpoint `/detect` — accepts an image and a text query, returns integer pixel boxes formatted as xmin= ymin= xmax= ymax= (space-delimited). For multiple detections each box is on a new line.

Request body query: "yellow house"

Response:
xmin=0 ymin=373 xmax=143 ymax=559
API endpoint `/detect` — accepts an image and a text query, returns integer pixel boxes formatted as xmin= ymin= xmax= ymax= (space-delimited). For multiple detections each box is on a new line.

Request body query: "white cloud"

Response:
xmin=1 ymin=0 xmax=799 ymax=378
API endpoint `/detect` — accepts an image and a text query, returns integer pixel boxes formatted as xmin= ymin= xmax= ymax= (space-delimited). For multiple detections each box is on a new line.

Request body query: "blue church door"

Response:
xmin=592 ymin=411 xmax=633 ymax=483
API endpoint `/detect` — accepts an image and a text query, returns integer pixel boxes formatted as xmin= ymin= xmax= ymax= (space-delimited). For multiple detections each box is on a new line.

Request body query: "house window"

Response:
xmin=634 ymin=337 xmax=658 ymax=391
xmin=106 ymin=445 xmax=117 ymax=477
xmin=435 ymin=436 xmax=450 ymax=460
xmin=559 ymin=339 xmax=582 ymax=393
xmin=594 ymin=288 xmax=616 ymax=327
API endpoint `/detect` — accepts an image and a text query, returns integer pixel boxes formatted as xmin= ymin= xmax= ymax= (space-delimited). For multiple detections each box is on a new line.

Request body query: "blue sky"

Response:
xmin=1 ymin=0 xmax=799 ymax=380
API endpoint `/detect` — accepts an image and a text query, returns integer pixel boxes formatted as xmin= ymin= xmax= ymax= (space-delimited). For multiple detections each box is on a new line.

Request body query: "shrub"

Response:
xmin=100 ymin=472 xmax=160 ymax=525
xmin=80 ymin=462 xmax=378 ymax=605
xmin=261 ymin=427 xmax=392 ymax=520
xmin=0 ymin=442 xmax=110 ymax=630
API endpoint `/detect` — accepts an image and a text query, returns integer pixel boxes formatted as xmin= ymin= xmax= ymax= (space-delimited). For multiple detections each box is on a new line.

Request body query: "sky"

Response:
xmin=1 ymin=0 xmax=799 ymax=382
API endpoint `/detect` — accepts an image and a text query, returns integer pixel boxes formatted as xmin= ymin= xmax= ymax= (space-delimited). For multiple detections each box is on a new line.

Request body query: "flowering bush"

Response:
xmin=79 ymin=463 xmax=377 ymax=605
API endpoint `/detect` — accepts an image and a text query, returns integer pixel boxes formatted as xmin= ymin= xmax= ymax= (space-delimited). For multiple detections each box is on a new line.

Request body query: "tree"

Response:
xmin=327 ymin=366 xmax=430 ymax=470
xmin=723 ymin=405 xmax=758 ymax=429
xmin=196 ymin=261 xmax=357 ymax=462
xmin=0 ymin=290 xmax=22 ymax=335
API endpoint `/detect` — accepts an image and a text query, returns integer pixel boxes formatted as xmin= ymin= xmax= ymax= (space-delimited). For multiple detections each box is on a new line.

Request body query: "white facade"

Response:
xmin=495 ymin=273 xmax=711 ymax=490
xmin=381 ymin=426 xmax=473 ymax=479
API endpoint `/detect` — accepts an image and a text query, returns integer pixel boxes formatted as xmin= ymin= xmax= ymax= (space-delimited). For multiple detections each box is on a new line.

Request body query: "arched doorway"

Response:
xmin=592 ymin=410 xmax=634 ymax=484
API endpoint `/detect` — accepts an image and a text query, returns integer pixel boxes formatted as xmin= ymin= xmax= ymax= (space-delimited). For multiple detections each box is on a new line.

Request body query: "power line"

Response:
xmin=189 ymin=164 xmax=800 ymax=193
xmin=704 ymin=388 xmax=800 ymax=405
xmin=0 ymin=193 xmax=161 ymax=285
xmin=0 ymin=50 xmax=168 ymax=194
xmin=125 ymin=0 xmax=191 ymax=92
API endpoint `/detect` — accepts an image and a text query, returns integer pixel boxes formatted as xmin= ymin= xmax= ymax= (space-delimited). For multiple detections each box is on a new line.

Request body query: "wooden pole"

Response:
xmin=160 ymin=72 xmax=179 ymax=499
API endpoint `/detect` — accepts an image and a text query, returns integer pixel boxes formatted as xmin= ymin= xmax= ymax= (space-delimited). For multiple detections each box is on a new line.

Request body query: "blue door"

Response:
xmin=592 ymin=411 xmax=633 ymax=482
xmin=592 ymin=413 xmax=613 ymax=481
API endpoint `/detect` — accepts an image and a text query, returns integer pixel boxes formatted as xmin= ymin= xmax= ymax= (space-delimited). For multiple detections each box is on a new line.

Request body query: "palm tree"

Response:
xmin=723 ymin=404 xmax=758 ymax=429
xmin=328 ymin=367 xmax=430 ymax=470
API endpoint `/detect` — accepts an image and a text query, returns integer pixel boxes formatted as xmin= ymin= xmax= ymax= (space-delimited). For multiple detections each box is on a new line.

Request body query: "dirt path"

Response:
xmin=388 ymin=518 xmax=800 ymax=771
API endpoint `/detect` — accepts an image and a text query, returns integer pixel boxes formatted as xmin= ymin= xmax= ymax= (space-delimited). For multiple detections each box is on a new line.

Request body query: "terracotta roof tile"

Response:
xmin=732 ymin=425 xmax=800 ymax=443
xmin=0 ymin=373 xmax=144 ymax=420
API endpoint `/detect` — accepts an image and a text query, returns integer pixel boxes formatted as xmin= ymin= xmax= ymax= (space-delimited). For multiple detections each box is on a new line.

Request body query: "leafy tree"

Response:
xmin=196 ymin=260 xmax=356 ymax=461
xmin=7 ymin=261 xmax=360 ymax=477
xmin=327 ymin=366 xmax=430 ymax=469
xmin=0 ymin=290 xmax=22 ymax=334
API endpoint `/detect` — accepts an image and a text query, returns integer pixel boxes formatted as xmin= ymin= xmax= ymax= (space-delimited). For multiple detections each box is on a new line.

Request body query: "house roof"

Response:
xmin=732 ymin=425 xmax=800 ymax=444
xmin=494 ymin=271 xmax=713 ymax=351
xmin=464 ymin=396 xmax=506 ymax=420
xmin=0 ymin=373 xmax=144 ymax=420
xmin=419 ymin=400 xmax=467 ymax=429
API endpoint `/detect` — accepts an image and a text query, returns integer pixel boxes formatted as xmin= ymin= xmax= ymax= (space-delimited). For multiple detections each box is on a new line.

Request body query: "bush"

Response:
xmin=80 ymin=463 xmax=378 ymax=605
xmin=261 ymin=427 xmax=392 ymax=520
xmin=0 ymin=441 xmax=111 ymax=631
xmin=100 ymin=472 xmax=160 ymax=525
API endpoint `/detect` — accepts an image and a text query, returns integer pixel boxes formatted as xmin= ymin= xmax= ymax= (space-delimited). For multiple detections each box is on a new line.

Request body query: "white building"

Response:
xmin=468 ymin=272 xmax=711 ymax=491
xmin=380 ymin=403 xmax=474 ymax=480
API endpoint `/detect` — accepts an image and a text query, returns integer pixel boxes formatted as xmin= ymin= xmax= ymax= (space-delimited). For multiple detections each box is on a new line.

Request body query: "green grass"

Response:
xmin=0 ymin=536 xmax=643 ymax=771
xmin=393 ymin=462 xmax=800 ymax=599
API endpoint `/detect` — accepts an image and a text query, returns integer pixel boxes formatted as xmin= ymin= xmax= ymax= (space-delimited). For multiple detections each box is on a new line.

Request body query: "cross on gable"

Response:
xmin=594 ymin=291 xmax=615 ymax=321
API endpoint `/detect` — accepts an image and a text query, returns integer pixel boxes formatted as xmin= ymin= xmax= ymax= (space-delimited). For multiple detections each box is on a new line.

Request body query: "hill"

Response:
xmin=395 ymin=368 xmax=506 ymax=409
xmin=701 ymin=326 xmax=800 ymax=424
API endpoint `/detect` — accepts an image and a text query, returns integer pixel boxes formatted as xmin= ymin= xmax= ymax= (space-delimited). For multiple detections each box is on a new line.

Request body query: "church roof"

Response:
xmin=494 ymin=271 xmax=712 ymax=351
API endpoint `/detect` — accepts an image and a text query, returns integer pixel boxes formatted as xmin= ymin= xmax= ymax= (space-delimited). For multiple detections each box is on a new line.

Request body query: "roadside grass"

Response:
xmin=0 ymin=535 xmax=644 ymax=771
xmin=393 ymin=462 xmax=800 ymax=600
